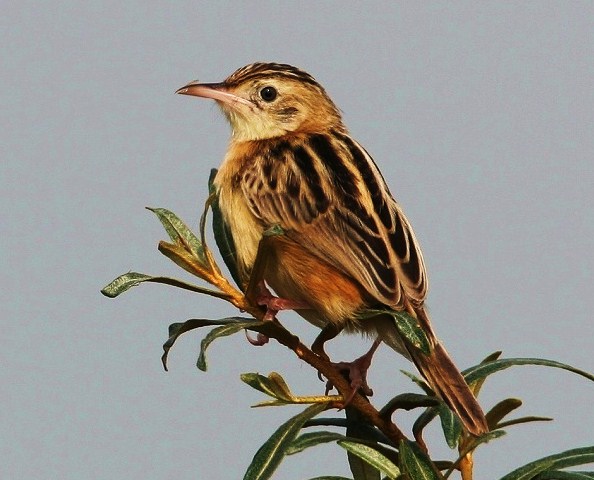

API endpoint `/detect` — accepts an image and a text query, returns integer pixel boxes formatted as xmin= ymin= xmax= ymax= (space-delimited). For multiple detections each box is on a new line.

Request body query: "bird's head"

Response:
xmin=177 ymin=63 xmax=344 ymax=141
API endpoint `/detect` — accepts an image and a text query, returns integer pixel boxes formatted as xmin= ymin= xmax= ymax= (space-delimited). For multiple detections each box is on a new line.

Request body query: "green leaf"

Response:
xmin=412 ymin=408 xmax=438 ymax=441
xmin=347 ymin=447 xmax=381 ymax=480
xmin=379 ymin=393 xmax=439 ymax=418
xmin=496 ymin=416 xmax=553 ymax=429
xmin=501 ymin=446 xmax=594 ymax=480
xmin=463 ymin=358 xmax=594 ymax=386
xmin=305 ymin=418 xmax=350 ymax=429
xmin=263 ymin=224 xmax=286 ymax=237
xmin=209 ymin=169 xmax=243 ymax=289
xmin=101 ymin=272 xmax=230 ymax=299
xmin=338 ymin=441 xmax=400 ymax=480
xmin=345 ymin=404 xmax=383 ymax=480
xmin=240 ymin=372 xmax=342 ymax=407
xmin=437 ymin=403 xmax=462 ymax=449
xmin=467 ymin=429 xmax=506 ymax=451
xmin=161 ymin=317 xmax=256 ymax=371
xmin=392 ymin=311 xmax=431 ymax=355
xmin=485 ymin=398 xmax=523 ymax=430
xmin=240 ymin=372 xmax=293 ymax=402
xmin=157 ymin=241 xmax=210 ymax=278
xmin=243 ymin=402 xmax=329 ymax=480
xmin=400 ymin=370 xmax=433 ymax=395
xmin=241 ymin=372 xmax=283 ymax=398
xmin=535 ymin=472 xmax=594 ymax=480
xmin=198 ymin=321 xmax=258 ymax=371
xmin=356 ymin=309 xmax=431 ymax=355
xmin=481 ymin=351 xmax=503 ymax=363
xmin=286 ymin=431 xmax=349 ymax=455
xmin=398 ymin=439 xmax=441 ymax=480
xmin=147 ymin=207 xmax=205 ymax=262
xmin=500 ymin=447 xmax=594 ymax=480
xmin=471 ymin=351 xmax=503 ymax=396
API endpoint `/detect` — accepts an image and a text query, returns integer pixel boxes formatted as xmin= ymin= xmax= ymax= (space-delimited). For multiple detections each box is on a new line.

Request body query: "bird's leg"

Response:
xmin=312 ymin=323 xmax=342 ymax=361
xmin=243 ymin=236 xmax=310 ymax=345
xmin=255 ymin=280 xmax=310 ymax=321
xmin=325 ymin=339 xmax=382 ymax=405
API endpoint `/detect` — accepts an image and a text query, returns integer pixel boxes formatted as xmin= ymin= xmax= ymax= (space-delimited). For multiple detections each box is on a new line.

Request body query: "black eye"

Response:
xmin=259 ymin=86 xmax=277 ymax=102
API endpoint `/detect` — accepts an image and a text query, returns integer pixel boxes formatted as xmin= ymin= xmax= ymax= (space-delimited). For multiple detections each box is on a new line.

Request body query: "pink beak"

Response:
xmin=176 ymin=81 xmax=253 ymax=109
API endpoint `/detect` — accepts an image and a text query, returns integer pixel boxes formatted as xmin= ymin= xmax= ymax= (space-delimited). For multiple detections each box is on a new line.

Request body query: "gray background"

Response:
xmin=2 ymin=2 xmax=593 ymax=479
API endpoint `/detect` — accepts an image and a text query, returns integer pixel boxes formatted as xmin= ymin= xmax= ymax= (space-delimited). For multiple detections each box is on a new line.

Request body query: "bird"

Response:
xmin=176 ymin=62 xmax=488 ymax=436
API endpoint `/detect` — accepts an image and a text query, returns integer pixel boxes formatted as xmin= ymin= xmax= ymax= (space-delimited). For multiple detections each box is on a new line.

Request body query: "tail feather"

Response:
xmin=375 ymin=307 xmax=488 ymax=436
xmin=408 ymin=341 xmax=488 ymax=436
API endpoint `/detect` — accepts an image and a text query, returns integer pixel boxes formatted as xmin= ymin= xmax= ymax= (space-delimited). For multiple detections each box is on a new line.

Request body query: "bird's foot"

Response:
xmin=245 ymin=281 xmax=310 ymax=346
xmin=325 ymin=339 xmax=382 ymax=406
xmin=255 ymin=281 xmax=310 ymax=321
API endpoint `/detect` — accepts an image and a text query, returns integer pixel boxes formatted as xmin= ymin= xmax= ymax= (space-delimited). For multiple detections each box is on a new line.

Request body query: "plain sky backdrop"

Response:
xmin=2 ymin=2 xmax=593 ymax=479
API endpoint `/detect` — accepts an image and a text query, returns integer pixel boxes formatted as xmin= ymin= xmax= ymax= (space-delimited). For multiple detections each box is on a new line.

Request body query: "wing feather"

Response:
xmin=241 ymin=132 xmax=428 ymax=309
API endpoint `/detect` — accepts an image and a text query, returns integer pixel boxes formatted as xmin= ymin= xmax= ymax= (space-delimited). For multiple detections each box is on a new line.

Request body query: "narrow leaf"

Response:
xmin=162 ymin=317 xmax=256 ymax=371
xmin=198 ymin=322 xmax=256 ymax=371
xmin=101 ymin=272 xmax=230 ymax=299
xmin=338 ymin=441 xmax=400 ymax=480
xmin=471 ymin=351 xmax=503 ymax=395
xmin=345 ymin=404 xmax=383 ymax=480
xmin=347 ymin=447 xmax=381 ymax=480
xmin=535 ymin=472 xmax=594 ymax=480
xmin=392 ymin=311 xmax=431 ymax=355
xmin=266 ymin=372 xmax=295 ymax=401
xmin=305 ymin=418 xmax=350 ymax=429
xmin=286 ymin=431 xmax=349 ymax=455
xmin=437 ymin=403 xmax=462 ymax=449
xmin=400 ymin=370 xmax=433 ymax=395
xmin=485 ymin=398 xmax=523 ymax=430
xmin=158 ymin=241 xmax=211 ymax=278
xmin=398 ymin=439 xmax=441 ymax=480
xmin=209 ymin=169 xmax=243 ymax=289
xmin=500 ymin=447 xmax=594 ymax=480
xmin=412 ymin=408 xmax=438 ymax=442
xmin=380 ymin=393 xmax=439 ymax=418
xmin=263 ymin=224 xmax=286 ymax=237
xmin=496 ymin=416 xmax=553 ymax=429
xmin=481 ymin=351 xmax=503 ymax=363
xmin=463 ymin=429 xmax=506 ymax=452
xmin=147 ymin=207 xmax=205 ymax=262
xmin=243 ymin=403 xmax=329 ymax=480
xmin=464 ymin=358 xmax=594 ymax=386
xmin=241 ymin=372 xmax=292 ymax=402
xmin=356 ymin=309 xmax=431 ymax=355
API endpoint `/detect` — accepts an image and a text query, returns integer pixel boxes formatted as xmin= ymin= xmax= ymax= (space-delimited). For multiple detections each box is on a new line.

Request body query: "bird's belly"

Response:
xmin=263 ymin=235 xmax=367 ymax=330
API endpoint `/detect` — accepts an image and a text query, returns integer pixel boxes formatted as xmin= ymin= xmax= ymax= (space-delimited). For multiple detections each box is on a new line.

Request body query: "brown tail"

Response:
xmin=377 ymin=307 xmax=488 ymax=436
xmin=408 ymin=340 xmax=488 ymax=436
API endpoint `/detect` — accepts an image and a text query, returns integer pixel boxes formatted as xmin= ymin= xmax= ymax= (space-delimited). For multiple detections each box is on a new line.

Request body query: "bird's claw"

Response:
xmin=322 ymin=339 xmax=382 ymax=406
xmin=325 ymin=357 xmax=374 ymax=405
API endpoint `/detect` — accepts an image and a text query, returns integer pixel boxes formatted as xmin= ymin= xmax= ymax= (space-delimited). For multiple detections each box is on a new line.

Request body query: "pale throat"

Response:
xmin=230 ymin=119 xmax=289 ymax=141
xmin=225 ymin=110 xmax=290 ymax=141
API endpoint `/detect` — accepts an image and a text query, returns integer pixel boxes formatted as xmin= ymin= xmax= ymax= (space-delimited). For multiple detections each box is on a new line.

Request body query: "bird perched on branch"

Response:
xmin=177 ymin=62 xmax=488 ymax=435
